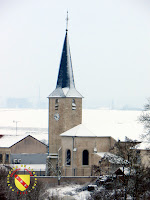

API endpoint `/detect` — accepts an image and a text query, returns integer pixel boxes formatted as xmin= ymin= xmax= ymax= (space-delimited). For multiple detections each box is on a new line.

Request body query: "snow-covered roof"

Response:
xmin=49 ymin=87 xmax=82 ymax=98
xmin=60 ymin=124 xmax=97 ymax=137
xmin=0 ymin=135 xmax=28 ymax=148
xmin=48 ymin=31 xmax=82 ymax=98
xmin=119 ymin=167 xmax=135 ymax=176
xmin=0 ymin=134 xmax=48 ymax=148
xmin=96 ymin=152 xmax=129 ymax=165
xmin=133 ymin=142 xmax=150 ymax=150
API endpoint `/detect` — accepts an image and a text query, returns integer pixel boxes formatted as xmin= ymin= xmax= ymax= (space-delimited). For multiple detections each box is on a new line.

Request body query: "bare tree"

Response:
xmin=90 ymin=137 xmax=150 ymax=200
xmin=0 ymin=167 xmax=48 ymax=200
xmin=139 ymin=98 xmax=150 ymax=141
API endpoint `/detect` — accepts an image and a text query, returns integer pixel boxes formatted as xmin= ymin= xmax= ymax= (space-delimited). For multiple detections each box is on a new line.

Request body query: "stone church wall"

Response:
xmin=61 ymin=136 xmax=116 ymax=176
xmin=49 ymin=98 xmax=82 ymax=153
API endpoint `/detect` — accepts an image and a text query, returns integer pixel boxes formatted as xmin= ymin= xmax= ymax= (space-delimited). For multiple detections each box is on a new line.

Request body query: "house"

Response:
xmin=131 ymin=142 xmax=150 ymax=168
xmin=0 ymin=135 xmax=47 ymax=165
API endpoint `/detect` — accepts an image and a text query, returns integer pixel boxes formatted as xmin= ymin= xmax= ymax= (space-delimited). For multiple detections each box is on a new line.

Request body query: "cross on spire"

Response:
xmin=66 ymin=11 xmax=69 ymax=31
xmin=48 ymin=16 xmax=83 ymax=98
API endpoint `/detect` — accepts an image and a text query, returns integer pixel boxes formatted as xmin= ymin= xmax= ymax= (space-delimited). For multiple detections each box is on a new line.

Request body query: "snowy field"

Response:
xmin=0 ymin=108 xmax=145 ymax=143
xmin=46 ymin=184 xmax=91 ymax=200
xmin=0 ymin=108 xmax=48 ymax=145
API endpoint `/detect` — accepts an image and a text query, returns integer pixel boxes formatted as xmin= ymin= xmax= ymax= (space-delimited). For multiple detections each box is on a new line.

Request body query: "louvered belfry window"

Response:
xmin=55 ymin=99 xmax=59 ymax=110
xmin=72 ymin=99 xmax=76 ymax=110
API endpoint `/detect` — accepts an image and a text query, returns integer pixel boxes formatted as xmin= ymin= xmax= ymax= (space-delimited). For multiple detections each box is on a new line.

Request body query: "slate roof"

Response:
xmin=49 ymin=31 xmax=82 ymax=98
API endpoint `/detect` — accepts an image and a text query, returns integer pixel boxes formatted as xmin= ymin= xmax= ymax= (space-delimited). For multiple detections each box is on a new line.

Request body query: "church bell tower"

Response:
xmin=48 ymin=16 xmax=83 ymax=155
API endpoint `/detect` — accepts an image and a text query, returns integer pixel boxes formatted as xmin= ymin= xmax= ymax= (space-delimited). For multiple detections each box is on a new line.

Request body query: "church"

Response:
xmin=0 ymin=17 xmax=149 ymax=175
xmin=47 ymin=23 xmax=140 ymax=176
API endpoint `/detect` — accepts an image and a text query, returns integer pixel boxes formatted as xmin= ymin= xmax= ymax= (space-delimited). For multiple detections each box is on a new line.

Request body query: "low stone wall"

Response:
xmin=31 ymin=176 xmax=97 ymax=186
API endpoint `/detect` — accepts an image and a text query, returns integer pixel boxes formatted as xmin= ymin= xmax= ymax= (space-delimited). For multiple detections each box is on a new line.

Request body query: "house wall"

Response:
xmin=10 ymin=136 xmax=47 ymax=154
xmin=0 ymin=148 xmax=11 ymax=164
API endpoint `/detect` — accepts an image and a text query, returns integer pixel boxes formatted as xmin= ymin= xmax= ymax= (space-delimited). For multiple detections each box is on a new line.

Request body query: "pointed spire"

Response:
xmin=48 ymin=15 xmax=82 ymax=98
xmin=56 ymin=31 xmax=75 ymax=89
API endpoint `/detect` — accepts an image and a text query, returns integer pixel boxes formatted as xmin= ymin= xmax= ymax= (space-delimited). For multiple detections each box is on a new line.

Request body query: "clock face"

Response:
xmin=54 ymin=113 xmax=60 ymax=121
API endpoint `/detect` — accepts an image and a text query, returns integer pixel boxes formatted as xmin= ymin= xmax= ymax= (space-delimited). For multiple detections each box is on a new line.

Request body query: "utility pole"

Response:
xmin=13 ymin=120 xmax=20 ymax=136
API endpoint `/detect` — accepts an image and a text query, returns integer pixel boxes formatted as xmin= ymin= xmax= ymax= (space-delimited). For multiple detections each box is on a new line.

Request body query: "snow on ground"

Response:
xmin=0 ymin=108 xmax=145 ymax=144
xmin=46 ymin=184 xmax=91 ymax=200
xmin=83 ymin=109 xmax=144 ymax=141
xmin=0 ymin=109 xmax=48 ymax=128
xmin=0 ymin=108 xmax=48 ymax=145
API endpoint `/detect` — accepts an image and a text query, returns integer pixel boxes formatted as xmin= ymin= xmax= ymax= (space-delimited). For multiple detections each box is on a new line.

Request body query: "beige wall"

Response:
xmin=96 ymin=137 xmax=116 ymax=152
xmin=49 ymin=98 xmax=82 ymax=154
xmin=61 ymin=136 xmax=116 ymax=176
xmin=91 ymin=153 xmax=101 ymax=166
xmin=10 ymin=136 xmax=47 ymax=154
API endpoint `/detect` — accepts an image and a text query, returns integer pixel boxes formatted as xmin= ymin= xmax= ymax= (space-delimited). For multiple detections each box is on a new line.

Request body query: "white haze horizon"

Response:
xmin=0 ymin=0 xmax=150 ymax=109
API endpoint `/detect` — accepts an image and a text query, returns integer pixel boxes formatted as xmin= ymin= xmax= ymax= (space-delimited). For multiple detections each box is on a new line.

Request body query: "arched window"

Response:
xmin=72 ymin=99 xmax=76 ymax=110
xmin=55 ymin=99 xmax=59 ymax=110
xmin=82 ymin=150 xmax=89 ymax=165
xmin=66 ymin=149 xmax=71 ymax=165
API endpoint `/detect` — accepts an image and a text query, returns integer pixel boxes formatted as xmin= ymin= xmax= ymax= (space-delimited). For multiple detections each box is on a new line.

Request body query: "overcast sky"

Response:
xmin=0 ymin=0 xmax=150 ymax=109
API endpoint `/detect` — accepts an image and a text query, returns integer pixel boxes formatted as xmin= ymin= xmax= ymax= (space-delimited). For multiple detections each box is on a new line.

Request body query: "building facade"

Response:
xmin=0 ymin=135 xmax=47 ymax=165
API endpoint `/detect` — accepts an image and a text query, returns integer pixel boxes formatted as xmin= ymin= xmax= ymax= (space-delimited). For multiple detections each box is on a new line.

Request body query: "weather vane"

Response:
xmin=66 ymin=11 xmax=69 ymax=31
